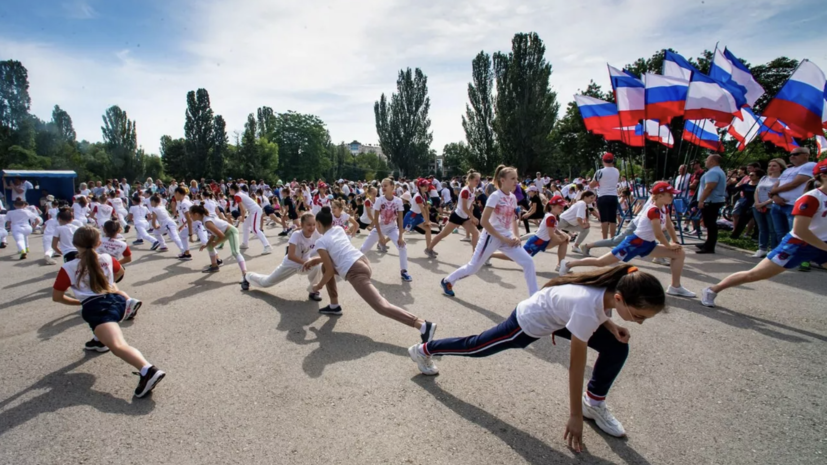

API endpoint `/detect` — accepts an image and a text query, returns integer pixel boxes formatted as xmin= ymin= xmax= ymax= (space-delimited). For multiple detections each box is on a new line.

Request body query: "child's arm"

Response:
xmin=52 ymin=236 xmax=61 ymax=255
xmin=286 ymin=243 xmax=305 ymax=266
xmin=565 ymin=336 xmax=589 ymax=453
xmin=52 ymin=289 xmax=80 ymax=306
xmin=312 ymin=250 xmax=336 ymax=292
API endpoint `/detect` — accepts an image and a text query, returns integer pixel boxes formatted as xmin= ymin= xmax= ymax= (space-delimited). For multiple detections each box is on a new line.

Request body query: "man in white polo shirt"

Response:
xmin=590 ymin=152 xmax=620 ymax=239
xmin=769 ymin=146 xmax=816 ymax=270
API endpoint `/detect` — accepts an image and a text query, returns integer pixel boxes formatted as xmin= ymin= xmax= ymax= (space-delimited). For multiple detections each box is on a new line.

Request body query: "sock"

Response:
xmin=585 ymin=393 xmax=605 ymax=407
xmin=417 ymin=344 xmax=427 ymax=356
xmin=139 ymin=364 xmax=152 ymax=376
xmin=93 ymin=335 xmax=99 ymax=341
xmin=329 ymin=303 xmax=340 ymax=309
xmin=419 ymin=324 xmax=428 ymax=335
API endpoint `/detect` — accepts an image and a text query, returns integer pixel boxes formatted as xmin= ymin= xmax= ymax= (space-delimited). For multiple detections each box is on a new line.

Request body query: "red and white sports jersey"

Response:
xmin=332 ymin=212 xmax=351 ymax=231
xmin=108 ymin=197 xmax=126 ymax=211
xmin=535 ymin=213 xmax=559 ymax=242
xmin=93 ymin=203 xmax=114 ymax=223
xmin=634 ymin=205 xmax=667 ymax=242
xmin=233 ymin=192 xmax=261 ymax=212
xmin=792 ymin=189 xmax=827 ymax=241
xmin=360 ymin=198 xmax=374 ymax=224
xmin=410 ymin=193 xmax=426 ymax=215
xmin=311 ymin=194 xmax=330 ymax=213
xmin=485 ymin=189 xmax=518 ymax=238
xmin=97 ymin=237 xmax=132 ymax=261
xmin=454 ymin=186 xmax=473 ymax=220
xmin=53 ymin=253 xmax=122 ymax=301
xmin=374 ymin=195 xmax=404 ymax=232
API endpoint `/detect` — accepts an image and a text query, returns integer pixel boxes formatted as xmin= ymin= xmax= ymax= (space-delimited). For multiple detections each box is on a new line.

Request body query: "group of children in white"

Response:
xmin=2 ymin=153 xmax=826 ymax=453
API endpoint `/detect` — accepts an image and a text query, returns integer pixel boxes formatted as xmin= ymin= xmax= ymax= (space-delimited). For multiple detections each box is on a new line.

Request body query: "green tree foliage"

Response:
xmin=273 ymin=111 xmax=330 ymax=181
xmin=52 ymin=105 xmax=76 ymax=142
xmin=183 ymin=89 xmax=215 ymax=179
xmin=462 ymin=52 xmax=499 ymax=175
xmin=441 ymin=142 xmax=472 ymax=178
xmin=101 ymin=105 xmax=139 ymax=181
xmin=160 ymin=135 xmax=187 ymax=179
xmin=493 ymin=32 xmax=559 ymax=176
xmin=548 ymin=81 xmax=610 ymax=179
xmin=0 ymin=60 xmax=31 ymax=131
xmin=208 ymin=115 xmax=228 ymax=180
xmin=374 ymin=67 xmax=433 ymax=177
xmin=256 ymin=106 xmax=277 ymax=140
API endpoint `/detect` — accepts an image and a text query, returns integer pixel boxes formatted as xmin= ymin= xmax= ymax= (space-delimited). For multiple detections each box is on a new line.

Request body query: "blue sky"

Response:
xmin=1 ymin=0 xmax=825 ymax=155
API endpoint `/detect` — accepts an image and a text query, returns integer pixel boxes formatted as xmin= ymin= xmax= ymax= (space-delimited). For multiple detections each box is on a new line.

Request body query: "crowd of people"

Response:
xmin=1 ymin=147 xmax=825 ymax=453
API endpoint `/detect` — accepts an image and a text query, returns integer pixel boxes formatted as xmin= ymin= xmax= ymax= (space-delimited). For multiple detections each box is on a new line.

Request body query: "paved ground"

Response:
xmin=0 ymin=223 xmax=825 ymax=465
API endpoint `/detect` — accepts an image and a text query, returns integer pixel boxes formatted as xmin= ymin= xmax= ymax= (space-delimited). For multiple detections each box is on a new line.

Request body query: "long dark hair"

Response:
xmin=316 ymin=206 xmax=333 ymax=227
xmin=543 ymin=264 xmax=666 ymax=312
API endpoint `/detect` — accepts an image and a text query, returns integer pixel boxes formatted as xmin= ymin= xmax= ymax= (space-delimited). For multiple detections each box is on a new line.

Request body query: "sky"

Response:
xmin=1 ymin=0 xmax=825 ymax=155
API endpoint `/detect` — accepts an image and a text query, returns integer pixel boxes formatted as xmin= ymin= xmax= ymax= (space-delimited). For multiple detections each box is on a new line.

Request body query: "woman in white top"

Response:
xmin=751 ymin=158 xmax=785 ymax=257
xmin=6 ymin=199 xmax=41 ymax=259
xmin=359 ymin=178 xmax=411 ymax=282
xmin=441 ymin=165 xmax=538 ymax=297
xmin=189 ymin=204 xmax=249 ymax=288
xmin=410 ymin=264 xmax=666 ymax=448
xmin=312 ymin=207 xmax=437 ymax=342
xmin=428 ymin=170 xmax=482 ymax=252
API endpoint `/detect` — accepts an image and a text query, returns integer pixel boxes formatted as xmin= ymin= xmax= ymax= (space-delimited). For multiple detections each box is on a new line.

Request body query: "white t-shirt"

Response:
xmin=204 ymin=216 xmax=230 ymax=234
xmin=535 ymin=213 xmax=559 ymax=242
xmin=516 ymin=284 xmax=610 ymax=340
xmin=332 ymin=212 xmax=351 ymax=232
xmin=93 ymin=203 xmax=114 ymax=223
xmin=441 ymin=187 xmax=452 ymax=203
xmin=129 ymin=205 xmax=150 ymax=225
xmin=410 ymin=193 xmax=426 ymax=215
xmin=234 ymin=192 xmax=262 ymax=212
xmin=55 ymin=223 xmax=80 ymax=254
xmin=594 ymin=167 xmax=620 ymax=197
xmin=97 ymin=237 xmax=131 ymax=261
xmin=777 ymin=162 xmax=816 ymax=203
xmin=43 ymin=218 xmax=59 ymax=236
xmin=484 ymin=189 xmax=518 ymax=238
xmin=674 ymin=174 xmax=689 ymax=192
xmin=360 ymin=198 xmax=374 ymax=225
xmin=342 ymin=184 xmax=351 ymax=196
xmin=177 ymin=197 xmax=193 ymax=226
xmin=791 ymin=189 xmax=827 ymax=241
xmin=559 ymin=201 xmax=588 ymax=224
xmin=454 ymin=186 xmax=473 ymax=220
xmin=204 ymin=199 xmax=219 ymax=217
xmin=374 ymin=195 xmax=404 ymax=233
xmin=756 ymin=176 xmax=779 ymax=204
xmin=283 ymin=229 xmax=322 ymax=269
xmin=315 ymin=226 xmax=363 ymax=278
xmin=7 ymin=208 xmax=39 ymax=228
xmin=633 ymin=204 xmax=667 ymax=242
xmin=10 ymin=181 xmax=33 ymax=201
xmin=151 ymin=204 xmax=175 ymax=225
xmin=54 ymin=253 xmax=118 ymax=301
xmin=108 ymin=197 xmax=126 ymax=213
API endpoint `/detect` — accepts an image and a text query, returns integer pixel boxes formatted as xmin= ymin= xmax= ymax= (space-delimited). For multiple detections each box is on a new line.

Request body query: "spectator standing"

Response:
xmin=590 ymin=152 xmax=620 ymax=240
xmin=768 ymin=147 xmax=816 ymax=271
xmin=751 ymin=159 xmax=785 ymax=257
xmin=695 ymin=154 xmax=727 ymax=254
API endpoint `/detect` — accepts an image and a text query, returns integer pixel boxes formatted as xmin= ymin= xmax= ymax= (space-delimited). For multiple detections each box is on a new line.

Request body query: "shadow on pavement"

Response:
xmin=372 ymin=280 xmax=415 ymax=307
xmin=152 ymin=274 xmax=239 ymax=305
xmin=0 ymin=356 xmax=155 ymax=437
xmin=4 ymin=271 xmax=55 ymax=289
xmin=0 ymin=288 xmax=51 ymax=311
xmin=412 ymin=376 xmax=642 ymax=465
xmin=38 ymin=312 xmax=83 ymax=340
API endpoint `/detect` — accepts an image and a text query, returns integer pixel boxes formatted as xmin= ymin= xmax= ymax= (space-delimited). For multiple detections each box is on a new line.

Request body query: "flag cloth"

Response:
xmin=574 ymin=95 xmax=620 ymax=134
xmin=816 ymin=134 xmax=826 ymax=154
xmin=663 ymin=51 xmax=698 ymax=81
xmin=600 ymin=126 xmax=645 ymax=147
xmin=822 ymin=83 xmax=827 ymax=130
xmin=683 ymin=120 xmax=724 ymax=152
xmin=641 ymin=120 xmax=675 ymax=148
xmin=709 ymin=48 xmax=765 ymax=108
xmin=727 ymin=107 xmax=763 ymax=151
xmin=763 ymin=59 xmax=826 ymax=138
xmin=644 ymin=73 xmax=687 ymax=123
xmin=685 ymin=72 xmax=740 ymax=123
xmin=760 ymin=118 xmax=800 ymax=152
xmin=608 ymin=65 xmax=645 ymax=126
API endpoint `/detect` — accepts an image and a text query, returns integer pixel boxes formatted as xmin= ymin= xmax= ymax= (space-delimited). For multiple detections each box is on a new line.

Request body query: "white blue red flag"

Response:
xmin=760 ymin=118 xmax=800 ymax=152
xmin=641 ymin=120 xmax=675 ymax=148
xmin=662 ymin=51 xmax=698 ymax=81
xmin=684 ymin=71 xmax=740 ymax=124
xmin=574 ymin=95 xmax=620 ymax=134
xmin=709 ymin=48 xmax=765 ymax=108
xmin=727 ymin=107 xmax=763 ymax=151
xmin=815 ymin=133 xmax=826 ymax=155
xmin=763 ymin=60 xmax=826 ymax=138
xmin=683 ymin=120 xmax=724 ymax=152
xmin=608 ymin=65 xmax=645 ymax=126
xmin=599 ymin=125 xmax=645 ymax=147
xmin=644 ymin=73 xmax=688 ymax=123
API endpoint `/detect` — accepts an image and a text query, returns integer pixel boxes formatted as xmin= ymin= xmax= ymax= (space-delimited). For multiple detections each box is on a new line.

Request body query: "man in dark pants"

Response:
xmin=696 ymin=154 xmax=727 ymax=254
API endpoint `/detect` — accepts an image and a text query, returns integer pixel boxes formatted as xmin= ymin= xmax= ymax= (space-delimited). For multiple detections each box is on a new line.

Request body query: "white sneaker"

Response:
xmin=408 ymin=344 xmax=439 ymax=376
xmin=262 ymin=246 xmax=273 ymax=255
xmin=572 ymin=245 xmax=583 ymax=255
xmin=558 ymin=259 xmax=570 ymax=276
xmin=652 ymin=257 xmax=669 ymax=266
xmin=701 ymin=287 xmax=717 ymax=307
xmin=484 ymin=259 xmax=493 ymax=267
xmin=45 ymin=256 xmax=57 ymax=265
xmin=460 ymin=237 xmax=471 ymax=242
xmin=582 ymin=395 xmax=626 ymax=437
xmin=581 ymin=245 xmax=591 ymax=257
xmin=123 ymin=298 xmax=142 ymax=321
xmin=240 ymin=244 xmax=250 ymax=250
xmin=751 ymin=249 xmax=767 ymax=258
xmin=667 ymin=285 xmax=696 ymax=298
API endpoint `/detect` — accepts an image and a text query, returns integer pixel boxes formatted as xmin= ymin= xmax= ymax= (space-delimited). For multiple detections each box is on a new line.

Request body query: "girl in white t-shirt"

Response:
xmin=72 ymin=196 xmax=92 ymax=225
xmin=429 ymin=170 xmax=482 ymax=253
xmin=559 ymin=182 xmax=696 ymax=298
xmin=7 ymin=199 xmax=41 ymax=259
xmin=149 ymin=194 xmax=187 ymax=255
xmin=557 ymin=192 xmax=596 ymax=254
xmin=97 ymin=220 xmax=133 ymax=264
xmin=441 ymin=165 xmax=538 ymax=297
xmin=189 ymin=204 xmax=249 ymax=287
xmin=331 ymin=199 xmax=358 ymax=237
xmin=312 ymin=207 xmax=437 ymax=342
xmin=245 ymin=212 xmax=325 ymax=300
xmin=359 ymin=178 xmax=411 ymax=282
xmin=126 ymin=195 xmax=158 ymax=248
xmin=52 ymin=225 xmax=164 ymax=398
xmin=405 ymin=179 xmax=436 ymax=258
xmin=107 ymin=191 xmax=130 ymax=232
xmin=410 ymin=264 xmax=666 ymax=448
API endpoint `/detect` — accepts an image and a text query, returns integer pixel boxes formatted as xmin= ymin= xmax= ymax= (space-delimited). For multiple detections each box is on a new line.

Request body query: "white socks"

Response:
xmin=329 ymin=303 xmax=340 ymax=309
xmin=139 ymin=364 xmax=152 ymax=376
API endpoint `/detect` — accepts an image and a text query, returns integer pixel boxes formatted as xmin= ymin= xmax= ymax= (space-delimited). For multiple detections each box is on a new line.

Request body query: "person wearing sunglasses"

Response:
xmin=768 ymin=147 xmax=817 ymax=271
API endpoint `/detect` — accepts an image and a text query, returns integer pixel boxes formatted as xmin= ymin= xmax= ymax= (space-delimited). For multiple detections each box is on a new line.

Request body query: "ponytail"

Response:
xmin=103 ymin=220 xmax=121 ymax=239
xmin=316 ymin=206 xmax=333 ymax=227
xmin=543 ymin=264 xmax=666 ymax=313
xmin=492 ymin=164 xmax=516 ymax=189
xmin=72 ymin=226 xmax=112 ymax=295
xmin=465 ymin=169 xmax=480 ymax=185
xmin=189 ymin=204 xmax=208 ymax=216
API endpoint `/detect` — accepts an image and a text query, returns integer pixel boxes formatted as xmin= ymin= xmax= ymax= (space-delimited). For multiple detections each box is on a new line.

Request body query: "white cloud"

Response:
xmin=4 ymin=0 xmax=825 ymax=160
xmin=62 ymin=0 xmax=98 ymax=19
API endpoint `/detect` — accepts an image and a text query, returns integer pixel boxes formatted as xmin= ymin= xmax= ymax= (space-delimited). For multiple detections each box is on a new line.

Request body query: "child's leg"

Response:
xmin=178 ymin=226 xmax=191 ymax=253
xmin=552 ymin=326 xmax=629 ymax=402
xmin=153 ymin=226 xmax=167 ymax=249
xmin=165 ymin=223 xmax=186 ymax=252
xmin=305 ymin=264 xmax=323 ymax=293
xmin=43 ymin=234 xmax=55 ymax=257
xmin=226 ymin=227 xmax=247 ymax=277
xmin=386 ymin=229 xmax=408 ymax=271
xmin=423 ymin=310 xmax=538 ymax=356
xmin=11 ymin=226 xmax=30 ymax=252
xmin=499 ymin=243 xmax=538 ymax=295
xmin=249 ymin=211 xmax=270 ymax=248
xmin=566 ymin=252 xmax=619 ymax=271
xmin=428 ymin=222 xmax=456 ymax=250
xmin=649 ymin=245 xmax=687 ymax=288
xmin=246 ymin=263 xmax=297 ymax=288
xmin=117 ymin=213 xmax=128 ymax=228
xmin=347 ymin=258 xmax=419 ymax=327
xmin=445 ymin=233 xmax=500 ymax=286
xmin=709 ymin=259 xmax=785 ymax=294
xmin=359 ymin=228 xmax=380 ymax=253
xmin=241 ymin=215 xmax=251 ymax=246
xmin=94 ymin=322 xmax=150 ymax=370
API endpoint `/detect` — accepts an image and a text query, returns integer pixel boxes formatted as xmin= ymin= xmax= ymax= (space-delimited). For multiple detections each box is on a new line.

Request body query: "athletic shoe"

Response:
xmin=132 ymin=239 xmax=144 ymax=245
xmin=0 ymin=243 xmax=6 ymax=248
xmin=652 ymin=257 xmax=669 ymax=266
xmin=460 ymin=237 xmax=471 ymax=242
xmin=581 ymin=244 xmax=591 ymax=257
xmin=240 ymin=244 xmax=250 ymax=250
xmin=401 ymin=271 xmax=413 ymax=282
xmin=262 ymin=246 xmax=273 ymax=255
xmin=424 ymin=248 xmax=436 ymax=259
xmin=751 ymin=249 xmax=767 ymax=258
xmin=123 ymin=298 xmax=142 ymax=320
xmin=178 ymin=253 xmax=192 ymax=260
xmin=20 ymin=252 xmax=27 ymax=260
xmin=150 ymin=241 xmax=161 ymax=251
xmin=420 ymin=321 xmax=437 ymax=343
xmin=440 ymin=279 xmax=455 ymax=297
xmin=582 ymin=395 xmax=626 ymax=437
xmin=799 ymin=262 xmax=811 ymax=272
xmin=84 ymin=338 xmax=109 ymax=353
xmin=278 ymin=230 xmax=289 ymax=237
xmin=202 ymin=265 xmax=220 ymax=273
xmin=484 ymin=259 xmax=493 ymax=267
xmin=216 ymin=258 xmax=224 ymax=266
xmin=308 ymin=292 xmax=322 ymax=302
xmin=124 ymin=225 xmax=130 ymax=233
xmin=558 ymin=259 xmax=570 ymax=276
xmin=45 ymin=256 xmax=57 ymax=265
xmin=241 ymin=279 xmax=250 ymax=291
xmin=377 ymin=243 xmax=387 ymax=253
xmin=134 ymin=366 xmax=165 ymax=398
xmin=319 ymin=305 xmax=343 ymax=315
xmin=700 ymin=287 xmax=717 ymax=307
xmin=572 ymin=245 xmax=584 ymax=255
xmin=666 ymin=285 xmax=696 ymax=298
xmin=158 ymin=247 xmax=169 ymax=252
xmin=408 ymin=345 xmax=439 ymax=376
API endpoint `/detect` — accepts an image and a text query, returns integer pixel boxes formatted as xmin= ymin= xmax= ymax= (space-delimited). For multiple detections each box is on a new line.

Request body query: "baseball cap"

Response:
xmin=318 ymin=182 xmax=327 ymax=189
xmin=650 ymin=181 xmax=680 ymax=195
xmin=814 ymin=158 xmax=827 ymax=175
xmin=527 ymin=185 xmax=538 ymax=192
xmin=602 ymin=152 xmax=615 ymax=162
xmin=417 ymin=178 xmax=430 ymax=187
xmin=401 ymin=192 xmax=412 ymax=201
xmin=548 ymin=195 xmax=566 ymax=206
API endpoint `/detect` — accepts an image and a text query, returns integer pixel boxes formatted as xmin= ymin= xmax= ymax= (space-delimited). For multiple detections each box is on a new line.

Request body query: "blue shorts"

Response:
xmin=403 ymin=211 xmax=425 ymax=231
xmin=767 ymin=233 xmax=827 ymax=269
xmin=611 ymin=234 xmax=657 ymax=262
xmin=523 ymin=235 xmax=550 ymax=257
xmin=81 ymin=294 xmax=127 ymax=330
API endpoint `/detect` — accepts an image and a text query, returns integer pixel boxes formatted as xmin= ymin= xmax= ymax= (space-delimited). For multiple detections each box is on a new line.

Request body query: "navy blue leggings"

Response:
xmin=423 ymin=310 xmax=629 ymax=398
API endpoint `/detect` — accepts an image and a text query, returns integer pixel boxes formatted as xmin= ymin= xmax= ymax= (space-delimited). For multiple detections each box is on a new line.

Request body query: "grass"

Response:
xmin=717 ymin=230 xmax=759 ymax=251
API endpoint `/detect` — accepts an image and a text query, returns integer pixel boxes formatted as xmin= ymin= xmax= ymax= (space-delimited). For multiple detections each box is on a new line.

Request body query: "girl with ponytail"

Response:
xmin=51 ymin=226 xmax=165 ymax=398
xmin=410 ymin=264 xmax=666 ymax=451
xmin=189 ymin=204 xmax=249 ymax=289
xmin=427 ymin=169 xmax=482 ymax=254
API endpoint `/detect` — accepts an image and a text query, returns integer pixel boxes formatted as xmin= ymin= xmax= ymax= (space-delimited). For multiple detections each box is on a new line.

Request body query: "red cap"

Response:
xmin=548 ymin=195 xmax=567 ymax=206
xmin=814 ymin=159 xmax=827 ymax=175
xmin=650 ymin=181 xmax=680 ymax=195
xmin=602 ymin=152 xmax=615 ymax=162
xmin=417 ymin=178 xmax=430 ymax=187
xmin=318 ymin=182 xmax=327 ymax=189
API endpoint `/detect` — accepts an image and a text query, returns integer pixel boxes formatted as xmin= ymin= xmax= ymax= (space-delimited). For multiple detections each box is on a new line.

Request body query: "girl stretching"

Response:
xmin=330 ymin=199 xmax=358 ymax=237
xmin=7 ymin=199 xmax=41 ymax=259
xmin=126 ymin=195 xmax=158 ymax=248
xmin=189 ymin=205 xmax=249 ymax=289
xmin=97 ymin=220 xmax=133 ymax=265
xmin=702 ymin=160 xmax=827 ymax=307
xmin=107 ymin=191 xmax=130 ymax=233
xmin=52 ymin=226 xmax=164 ymax=398
xmin=360 ymin=178 xmax=412 ymax=282
xmin=357 ymin=187 xmax=377 ymax=231
xmin=410 ymin=264 xmax=666 ymax=450
xmin=405 ymin=179 xmax=437 ymax=258
xmin=91 ymin=196 xmax=114 ymax=231
xmin=312 ymin=207 xmax=436 ymax=341
xmin=441 ymin=165 xmax=538 ymax=297
xmin=559 ymin=182 xmax=696 ymax=298
xmin=149 ymin=194 xmax=187 ymax=256
xmin=246 ymin=212 xmax=324 ymax=300
xmin=522 ymin=195 xmax=570 ymax=265
xmin=229 ymin=184 xmax=272 ymax=255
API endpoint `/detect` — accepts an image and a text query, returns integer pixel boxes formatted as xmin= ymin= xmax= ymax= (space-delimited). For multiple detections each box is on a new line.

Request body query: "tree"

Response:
xmin=442 ymin=142 xmax=472 ymax=178
xmin=0 ymin=60 xmax=31 ymax=131
xmin=548 ymin=81 xmax=610 ymax=179
xmin=256 ymin=106 xmax=277 ymax=140
xmin=101 ymin=105 xmax=139 ymax=182
xmin=209 ymin=115 xmax=228 ymax=180
xmin=750 ymin=57 xmax=798 ymax=114
xmin=160 ymin=135 xmax=187 ymax=179
xmin=184 ymin=89 xmax=215 ymax=179
xmin=493 ymin=33 xmax=559 ymax=176
xmin=462 ymin=51 xmax=500 ymax=175
xmin=273 ymin=111 xmax=330 ymax=181
xmin=51 ymin=105 xmax=76 ymax=142
xmin=374 ymin=67 xmax=434 ymax=177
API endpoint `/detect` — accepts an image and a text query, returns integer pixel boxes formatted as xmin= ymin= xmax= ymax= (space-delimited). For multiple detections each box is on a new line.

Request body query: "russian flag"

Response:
xmin=683 ymin=120 xmax=724 ymax=152
xmin=641 ymin=120 xmax=675 ymax=148
xmin=644 ymin=74 xmax=687 ymax=123
xmin=760 ymin=118 xmax=800 ymax=152
xmin=608 ymin=65 xmax=645 ymax=126
xmin=663 ymin=51 xmax=698 ymax=81
xmin=600 ymin=126 xmax=645 ymax=147
xmin=816 ymin=133 xmax=826 ymax=155
xmin=574 ymin=95 xmax=619 ymax=134
xmin=763 ymin=60 xmax=826 ymax=139
xmin=684 ymin=72 xmax=740 ymax=124
xmin=709 ymin=48 xmax=765 ymax=108
xmin=822 ymin=83 xmax=827 ymax=130
xmin=727 ymin=107 xmax=763 ymax=151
